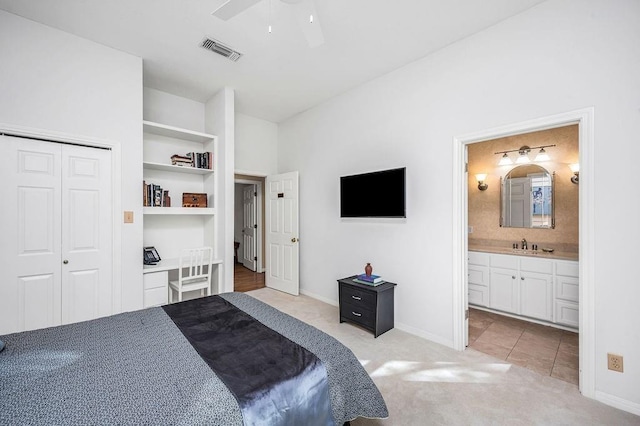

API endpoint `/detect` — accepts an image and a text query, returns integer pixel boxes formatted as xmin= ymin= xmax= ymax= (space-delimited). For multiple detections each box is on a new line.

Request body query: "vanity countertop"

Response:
xmin=469 ymin=245 xmax=578 ymax=261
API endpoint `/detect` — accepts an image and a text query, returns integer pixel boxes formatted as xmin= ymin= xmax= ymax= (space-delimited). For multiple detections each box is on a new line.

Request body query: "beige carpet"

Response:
xmin=246 ymin=288 xmax=640 ymax=425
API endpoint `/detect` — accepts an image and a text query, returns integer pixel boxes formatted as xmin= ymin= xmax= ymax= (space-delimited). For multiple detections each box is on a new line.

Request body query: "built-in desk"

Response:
xmin=143 ymin=258 xmax=223 ymax=308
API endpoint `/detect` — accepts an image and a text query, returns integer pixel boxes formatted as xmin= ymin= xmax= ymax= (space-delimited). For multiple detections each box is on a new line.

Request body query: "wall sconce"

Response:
xmin=495 ymin=144 xmax=556 ymax=165
xmin=475 ymin=173 xmax=488 ymax=191
xmin=569 ymin=163 xmax=579 ymax=184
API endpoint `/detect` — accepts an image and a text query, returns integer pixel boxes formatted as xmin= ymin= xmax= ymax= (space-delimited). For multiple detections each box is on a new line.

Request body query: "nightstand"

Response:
xmin=337 ymin=276 xmax=397 ymax=337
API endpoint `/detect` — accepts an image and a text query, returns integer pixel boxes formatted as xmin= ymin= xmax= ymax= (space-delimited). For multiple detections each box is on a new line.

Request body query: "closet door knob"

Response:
xmin=63 ymin=260 xmax=69 ymax=264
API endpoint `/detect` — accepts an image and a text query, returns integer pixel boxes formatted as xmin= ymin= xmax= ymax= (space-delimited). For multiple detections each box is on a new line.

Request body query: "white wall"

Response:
xmin=144 ymin=88 xmax=205 ymax=132
xmin=235 ymin=113 xmax=278 ymax=175
xmin=0 ymin=10 xmax=144 ymax=312
xmin=278 ymin=0 xmax=640 ymax=411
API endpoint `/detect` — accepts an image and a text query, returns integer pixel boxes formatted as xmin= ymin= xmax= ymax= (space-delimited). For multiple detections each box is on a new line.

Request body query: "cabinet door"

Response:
xmin=520 ymin=271 xmax=553 ymax=321
xmin=489 ymin=268 xmax=518 ymax=313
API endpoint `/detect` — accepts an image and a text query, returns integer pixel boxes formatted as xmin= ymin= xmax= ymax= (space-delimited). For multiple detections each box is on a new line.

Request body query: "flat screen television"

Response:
xmin=340 ymin=167 xmax=406 ymax=218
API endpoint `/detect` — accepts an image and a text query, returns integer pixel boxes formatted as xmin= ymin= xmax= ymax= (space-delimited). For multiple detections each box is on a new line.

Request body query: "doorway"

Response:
xmin=452 ymin=108 xmax=595 ymax=397
xmin=234 ymin=174 xmax=265 ymax=291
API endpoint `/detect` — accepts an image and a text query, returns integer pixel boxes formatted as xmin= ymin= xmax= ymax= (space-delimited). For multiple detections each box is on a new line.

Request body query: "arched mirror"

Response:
xmin=500 ymin=164 xmax=555 ymax=229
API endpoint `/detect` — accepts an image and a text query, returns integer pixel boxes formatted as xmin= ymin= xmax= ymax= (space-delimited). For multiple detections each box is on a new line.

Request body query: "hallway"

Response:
xmin=234 ymin=263 xmax=265 ymax=292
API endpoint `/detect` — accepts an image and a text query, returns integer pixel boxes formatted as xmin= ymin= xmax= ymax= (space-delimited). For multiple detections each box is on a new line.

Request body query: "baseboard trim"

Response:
xmin=395 ymin=321 xmax=454 ymax=349
xmin=300 ymin=289 xmax=338 ymax=307
xmin=594 ymin=390 xmax=640 ymax=416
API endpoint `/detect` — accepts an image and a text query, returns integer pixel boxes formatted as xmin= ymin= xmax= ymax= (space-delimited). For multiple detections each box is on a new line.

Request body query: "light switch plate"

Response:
xmin=124 ymin=211 xmax=134 ymax=223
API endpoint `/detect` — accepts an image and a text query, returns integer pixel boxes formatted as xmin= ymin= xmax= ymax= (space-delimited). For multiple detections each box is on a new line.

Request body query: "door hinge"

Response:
xmin=465 ymin=163 xmax=468 ymax=173
xmin=465 ymin=309 xmax=469 ymax=320
xmin=254 ymin=192 xmax=257 ymax=196
xmin=254 ymin=256 xmax=257 ymax=261
xmin=253 ymin=224 xmax=257 ymax=228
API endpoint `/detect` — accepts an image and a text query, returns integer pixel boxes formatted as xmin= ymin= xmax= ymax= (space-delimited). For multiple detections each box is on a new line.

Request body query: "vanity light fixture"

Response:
xmin=475 ymin=173 xmax=488 ymax=191
xmin=498 ymin=153 xmax=513 ymax=166
xmin=569 ymin=163 xmax=579 ymax=184
xmin=516 ymin=147 xmax=531 ymax=164
xmin=534 ymin=147 xmax=550 ymax=162
xmin=495 ymin=144 xmax=556 ymax=165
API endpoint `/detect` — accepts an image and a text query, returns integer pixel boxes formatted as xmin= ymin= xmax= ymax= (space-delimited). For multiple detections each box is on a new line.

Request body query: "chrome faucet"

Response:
xmin=521 ymin=238 xmax=527 ymax=250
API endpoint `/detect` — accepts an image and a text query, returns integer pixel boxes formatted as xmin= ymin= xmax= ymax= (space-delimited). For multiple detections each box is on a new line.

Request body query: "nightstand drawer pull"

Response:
xmin=351 ymin=311 xmax=362 ymax=317
xmin=351 ymin=295 xmax=361 ymax=301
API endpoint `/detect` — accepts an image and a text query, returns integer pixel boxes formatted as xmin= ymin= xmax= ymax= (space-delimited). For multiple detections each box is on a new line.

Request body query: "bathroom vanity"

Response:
xmin=468 ymin=248 xmax=578 ymax=330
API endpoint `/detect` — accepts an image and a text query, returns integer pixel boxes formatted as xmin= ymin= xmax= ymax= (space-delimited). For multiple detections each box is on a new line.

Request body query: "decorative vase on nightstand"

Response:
xmin=364 ymin=263 xmax=372 ymax=276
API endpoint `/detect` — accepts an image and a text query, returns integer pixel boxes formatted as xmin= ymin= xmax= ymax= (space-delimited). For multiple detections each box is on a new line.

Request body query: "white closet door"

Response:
xmin=61 ymin=144 xmax=112 ymax=324
xmin=0 ymin=136 xmax=62 ymax=333
xmin=0 ymin=136 xmax=112 ymax=334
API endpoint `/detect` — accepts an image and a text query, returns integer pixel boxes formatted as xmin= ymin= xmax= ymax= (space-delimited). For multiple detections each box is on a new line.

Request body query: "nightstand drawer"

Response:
xmin=341 ymin=301 xmax=375 ymax=329
xmin=340 ymin=284 xmax=376 ymax=307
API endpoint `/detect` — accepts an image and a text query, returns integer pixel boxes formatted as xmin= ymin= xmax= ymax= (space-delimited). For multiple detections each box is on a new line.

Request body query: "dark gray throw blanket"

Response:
xmin=0 ymin=292 xmax=388 ymax=425
xmin=162 ymin=295 xmax=333 ymax=425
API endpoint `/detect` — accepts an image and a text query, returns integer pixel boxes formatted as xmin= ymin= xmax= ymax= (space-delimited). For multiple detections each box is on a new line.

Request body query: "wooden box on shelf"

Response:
xmin=182 ymin=193 xmax=208 ymax=208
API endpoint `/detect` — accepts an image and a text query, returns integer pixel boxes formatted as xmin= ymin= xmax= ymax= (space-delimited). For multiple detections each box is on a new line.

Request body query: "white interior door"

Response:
xmin=0 ymin=136 xmax=112 ymax=334
xmin=61 ymin=144 xmax=112 ymax=324
xmin=241 ymin=184 xmax=257 ymax=271
xmin=0 ymin=136 xmax=62 ymax=333
xmin=265 ymin=171 xmax=299 ymax=295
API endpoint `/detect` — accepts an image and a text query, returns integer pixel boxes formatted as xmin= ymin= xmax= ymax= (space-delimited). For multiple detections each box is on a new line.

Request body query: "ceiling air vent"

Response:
xmin=200 ymin=37 xmax=242 ymax=62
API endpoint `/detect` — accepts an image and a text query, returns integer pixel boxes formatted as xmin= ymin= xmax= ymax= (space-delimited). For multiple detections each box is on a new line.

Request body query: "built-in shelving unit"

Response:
xmin=143 ymin=207 xmax=216 ymax=216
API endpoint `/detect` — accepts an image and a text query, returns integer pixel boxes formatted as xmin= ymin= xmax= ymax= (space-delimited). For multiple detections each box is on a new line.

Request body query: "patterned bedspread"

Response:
xmin=0 ymin=292 xmax=388 ymax=425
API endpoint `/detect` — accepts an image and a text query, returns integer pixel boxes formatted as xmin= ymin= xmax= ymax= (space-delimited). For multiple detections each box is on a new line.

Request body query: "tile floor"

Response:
xmin=468 ymin=308 xmax=579 ymax=385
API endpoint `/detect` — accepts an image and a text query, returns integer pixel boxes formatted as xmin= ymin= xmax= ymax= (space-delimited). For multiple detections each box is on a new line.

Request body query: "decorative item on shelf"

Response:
xmin=475 ymin=173 xmax=488 ymax=191
xmin=182 ymin=193 xmax=208 ymax=208
xmin=569 ymin=163 xmax=579 ymax=184
xmin=163 ymin=190 xmax=171 ymax=207
xmin=364 ymin=262 xmax=372 ymax=276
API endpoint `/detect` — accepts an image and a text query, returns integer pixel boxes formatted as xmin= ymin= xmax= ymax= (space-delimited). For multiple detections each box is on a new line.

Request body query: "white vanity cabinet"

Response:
xmin=468 ymin=252 xmax=490 ymax=307
xmin=470 ymin=251 xmax=578 ymax=329
xmin=554 ymin=260 xmax=579 ymax=328
xmin=518 ymin=257 xmax=553 ymax=322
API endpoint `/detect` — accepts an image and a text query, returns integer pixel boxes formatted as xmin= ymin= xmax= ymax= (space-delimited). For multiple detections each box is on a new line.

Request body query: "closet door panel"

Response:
xmin=0 ymin=136 xmax=62 ymax=333
xmin=61 ymin=144 xmax=113 ymax=321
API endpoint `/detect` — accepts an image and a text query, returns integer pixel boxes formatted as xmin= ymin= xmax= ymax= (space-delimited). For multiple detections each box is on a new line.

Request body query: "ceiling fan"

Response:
xmin=212 ymin=0 xmax=325 ymax=47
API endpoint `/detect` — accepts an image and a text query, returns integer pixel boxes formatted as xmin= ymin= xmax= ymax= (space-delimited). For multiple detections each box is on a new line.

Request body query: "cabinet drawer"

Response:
xmin=144 ymin=287 xmax=168 ymax=308
xmin=340 ymin=284 xmax=376 ymax=307
xmin=468 ymin=251 xmax=490 ymax=266
xmin=468 ymin=284 xmax=489 ymax=307
xmin=555 ymin=300 xmax=579 ymax=328
xmin=144 ymin=271 xmax=168 ymax=290
xmin=468 ymin=265 xmax=489 ymax=286
xmin=490 ymin=254 xmax=519 ymax=270
xmin=556 ymin=275 xmax=579 ymax=302
xmin=556 ymin=261 xmax=579 ymax=277
xmin=340 ymin=301 xmax=375 ymax=329
xmin=520 ymin=257 xmax=553 ymax=274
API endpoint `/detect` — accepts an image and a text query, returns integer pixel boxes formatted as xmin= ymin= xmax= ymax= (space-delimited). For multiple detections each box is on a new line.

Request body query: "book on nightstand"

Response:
xmin=353 ymin=278 xmax=386 ymax=286
xmin=355 ymin=274 xmax=383 ymax=283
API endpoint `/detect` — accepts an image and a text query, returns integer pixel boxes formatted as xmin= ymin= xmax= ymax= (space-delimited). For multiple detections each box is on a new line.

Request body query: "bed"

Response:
xmin=0 ymin=292 xmax=388 ymax=425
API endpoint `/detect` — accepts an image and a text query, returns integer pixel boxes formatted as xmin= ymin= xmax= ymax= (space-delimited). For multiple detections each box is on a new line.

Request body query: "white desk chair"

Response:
xmin=168 ymin=247 xmax=214 ymax=303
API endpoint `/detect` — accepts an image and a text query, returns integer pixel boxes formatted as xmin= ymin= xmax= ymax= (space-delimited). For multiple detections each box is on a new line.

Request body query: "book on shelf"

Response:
xmin=355 ymin=273 xmax=383 ymax=283
xmin=353 ymin=278 xmax=385 ymax=286
xmin=143 ymin=181 xmax=170 ymax=207
xmin=184 ymin=151 xmax=213 ymax=169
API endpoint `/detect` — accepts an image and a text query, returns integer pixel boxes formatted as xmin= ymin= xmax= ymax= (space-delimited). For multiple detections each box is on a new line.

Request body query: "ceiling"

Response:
xmin=0 ymin=0 xmax=546 ymax=123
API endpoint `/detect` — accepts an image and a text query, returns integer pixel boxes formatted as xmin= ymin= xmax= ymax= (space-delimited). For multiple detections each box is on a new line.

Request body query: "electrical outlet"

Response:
xmin=607 ymin=353 xmax=624 ymax=372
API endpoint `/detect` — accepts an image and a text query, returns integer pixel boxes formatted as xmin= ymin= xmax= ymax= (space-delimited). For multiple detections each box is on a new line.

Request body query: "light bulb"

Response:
xmin=310 ymin=14 xmax=314 ymax=23
xmin=498 ymin=153 xmax=513 ymax=166
xmin=535 ymin=148 xmax=550 ymax=162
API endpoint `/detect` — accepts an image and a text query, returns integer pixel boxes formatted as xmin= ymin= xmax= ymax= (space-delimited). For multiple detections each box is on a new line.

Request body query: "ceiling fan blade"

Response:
xmin=212 ymin=0 xmax=262 ymax=21
xmin=293 ymin=0 xmax=324 ymax=47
